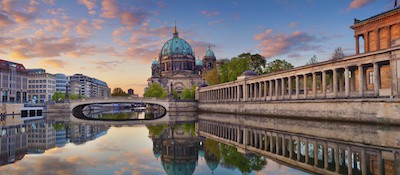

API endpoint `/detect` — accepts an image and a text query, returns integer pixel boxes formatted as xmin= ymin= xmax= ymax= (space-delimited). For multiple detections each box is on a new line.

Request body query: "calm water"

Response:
xmin=0 ymin=105 xmax=399 ymax=175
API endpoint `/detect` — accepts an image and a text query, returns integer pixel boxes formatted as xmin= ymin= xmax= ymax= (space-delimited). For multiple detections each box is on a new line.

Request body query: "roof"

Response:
xmin=353 ymin=6 xmax=400 ymax=26
xmin=0 ymin=59 xmax=28 ymax=73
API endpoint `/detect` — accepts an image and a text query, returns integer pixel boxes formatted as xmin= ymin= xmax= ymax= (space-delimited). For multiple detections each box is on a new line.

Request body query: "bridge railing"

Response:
xmin=68 ymin=97 xmax=170 ymax=103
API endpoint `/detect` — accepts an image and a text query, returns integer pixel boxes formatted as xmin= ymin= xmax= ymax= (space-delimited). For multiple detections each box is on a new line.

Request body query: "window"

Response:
xmin=369 ymin=71 xmax=374 ymax=84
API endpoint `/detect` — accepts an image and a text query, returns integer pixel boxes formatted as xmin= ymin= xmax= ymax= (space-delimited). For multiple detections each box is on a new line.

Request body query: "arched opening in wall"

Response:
xmin=359 ymin=36 xmax=365 ymax=54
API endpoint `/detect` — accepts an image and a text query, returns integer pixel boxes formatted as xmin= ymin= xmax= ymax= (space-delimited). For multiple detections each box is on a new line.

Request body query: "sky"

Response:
xmin=0 ymin=0 xmax=397 ymax=95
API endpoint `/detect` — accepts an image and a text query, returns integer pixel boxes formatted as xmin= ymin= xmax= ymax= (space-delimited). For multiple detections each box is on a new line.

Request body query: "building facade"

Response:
xmin=55 ymin=74 xmax=68 ymax=93
xmin=27 ymin=69 xmax=56 ymax=103
xmin=69 ymin=74 xmax=110 ymax=98
xmin=147 ymin=26 xmax=216 ymax=96
xmin=0 ymin=59 xmax=28 ymax=103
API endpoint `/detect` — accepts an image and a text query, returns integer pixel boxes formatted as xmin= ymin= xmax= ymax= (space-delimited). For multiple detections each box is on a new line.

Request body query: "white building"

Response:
xmin=69 ymin=74 xmax=110 ymax=98
xmin=27 ymin=69 xmax=56 ymax=103
xmin=0 ymin=59 xmax=28 ymax=103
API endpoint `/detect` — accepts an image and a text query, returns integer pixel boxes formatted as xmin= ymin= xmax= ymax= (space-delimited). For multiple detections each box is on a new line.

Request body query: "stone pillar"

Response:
xmin=269 ymin=80 xmax=273 ymax=99
xmin=322 ymin=71 xmax=327 ymax=98
xmin=360 ymin=148 xmax=367 ymax=175
xmin=373 ymin=62 xmax=380 ymax=97
xmin=282 ymin=137 xmax=287 ymax=157
xmin=358 ymin=64 xmax=364 ymax=97
xmin=264 ymin=133 xmax=268 ymax=151
xmin=333 ymin=69 xmax=338 ymax=98
xmin=390 ymin=58 xmax=398 ymax=97
xmin=376 ymin=29 xmax=380 ymax=50
xmin=288 ymin=76 xmax=292 ymax=98
xmin=276 ymin=136 xmax=280 ymax=154
xmin=388 ymin=25 xmax=392 ymax=48
xmin=295 ymin=76 xmax=300 ymax=99
xmin=259 ymin=82 xmax=262 ymax=100
xmin=364 ymin=32 xmax=369 ymax=53
xmin=275 ymin=79 xmax=279 ymax=98
xmin=303 ymin=74 xmax=308 ymax=99
xmin=314 ymin=142 xmax=318 ymax=166
xmin=289 ymin=137 xmax=293 ymax=159
xmin=243 ymin=82 xmax=248 ymax=102
xmin=312 ymin=72 xmax=317 ymax=98
xmin=297 ymin=139 xmax=301 ymax=161
xmin=305 ymin=140 xmax=309 ymax=164
xmin=281 ymin=78 xmax=285 ymax=99
xmin=377 ymin=151 xmax=383 ymax=175
xmin=335 ymin=144 xmax=340 ymax=173
xmin=324 ymin=143 xmax=328 ymax=169
xmin=355 ymin=35 xmax=360 ymax=54
xmin=345 ymin=67 xmax=350 ymax=98
xmin=264 ymin=81 xmax=267 ymax=100
xmin=347 ymin=146 xmax=352 ymax=175
xmin=270 ymin=134 xmax=274 ymax=152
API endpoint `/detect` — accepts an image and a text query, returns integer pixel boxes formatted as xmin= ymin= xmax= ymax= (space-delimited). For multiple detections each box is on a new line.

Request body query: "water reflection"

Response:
xmin=0 ymin=111 xmax=399 ymax=174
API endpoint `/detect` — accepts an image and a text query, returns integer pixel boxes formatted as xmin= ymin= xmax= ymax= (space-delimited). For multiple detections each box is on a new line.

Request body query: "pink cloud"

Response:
xmin=347 ymin=0 xmax=376 ymax=11
xmin=78 ymin=0 xmax=97 ymax=15
xmin=289 ymin=22 xmax=297 ymax=28
xmin=200 ymin=10 xmax=220 ymax=17
xmin=253 ymin=29 xmax=273 ymax=41
xmin=0 ymin=13 xmax=15 ymax=28
xmin=101 ymin=0 xmax=118 ymax=18
xmin=120 ymin=11 xmax=147 ymax=27
xmin=254 ymin=30 xmax=320 ymax=58
xmin=40 ymin=59 xmax=68 ymax=68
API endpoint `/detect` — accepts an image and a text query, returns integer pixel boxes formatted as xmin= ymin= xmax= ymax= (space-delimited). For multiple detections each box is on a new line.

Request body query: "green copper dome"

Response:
xmin=205 ymin=48 xmax=215 ymax=57
xmin=160 ymin=30 xmax=194 ymax=57
xmin=195 ymin=59 xmax=203 ymax=66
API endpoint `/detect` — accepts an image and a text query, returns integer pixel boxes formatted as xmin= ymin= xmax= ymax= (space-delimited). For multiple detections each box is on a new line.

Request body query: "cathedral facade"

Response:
xmin=147 ymin=26 xmax=216 ymax=96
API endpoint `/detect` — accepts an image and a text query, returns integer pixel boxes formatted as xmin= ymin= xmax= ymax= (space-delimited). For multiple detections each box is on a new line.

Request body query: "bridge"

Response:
xmin=69 ymin=97 xmax=170 ymax=112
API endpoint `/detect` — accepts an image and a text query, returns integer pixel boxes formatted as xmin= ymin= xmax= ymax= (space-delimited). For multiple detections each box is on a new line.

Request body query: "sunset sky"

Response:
xmin=0 ymin=0 xmax=396 ymax=95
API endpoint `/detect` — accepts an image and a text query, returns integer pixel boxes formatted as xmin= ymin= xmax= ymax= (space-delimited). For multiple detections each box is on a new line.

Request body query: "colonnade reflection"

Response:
xmin=198 ymin=118 xmax=400 ymax=175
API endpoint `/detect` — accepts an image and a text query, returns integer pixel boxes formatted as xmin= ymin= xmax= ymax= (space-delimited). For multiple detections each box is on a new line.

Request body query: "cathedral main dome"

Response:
xmin=159 ymin=26 xmax=194 ymax=57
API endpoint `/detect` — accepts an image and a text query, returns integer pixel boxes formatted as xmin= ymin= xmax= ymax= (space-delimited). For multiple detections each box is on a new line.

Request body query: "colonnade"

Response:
xmin=199 ymin=51 xmax=397 ymax=102
xmin=198 ymin=121 xmax=400 ymax=175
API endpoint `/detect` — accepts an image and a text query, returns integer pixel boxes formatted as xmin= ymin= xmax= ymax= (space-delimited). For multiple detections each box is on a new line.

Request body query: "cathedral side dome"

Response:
xmin=195 ymin=59 xmax=203 ymax=66
xmin=205 ymin=48 xmax=215 ymax=57
xmin=152 ymin=59 xmax=159 ymax=65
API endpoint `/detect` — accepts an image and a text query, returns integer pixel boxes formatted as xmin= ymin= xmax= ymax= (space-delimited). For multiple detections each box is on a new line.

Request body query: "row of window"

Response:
xmin=28 ymin=90 xmax=54 ymax=93
xmin=28 ymin=85 xmax=55 ymax=89
xmin=28 ymin=80 xmax=56 ymax=84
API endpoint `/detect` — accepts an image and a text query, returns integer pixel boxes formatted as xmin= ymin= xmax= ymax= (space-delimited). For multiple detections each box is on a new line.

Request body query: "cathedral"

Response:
xmin=147 ymin=25 xmax=216 ymax=95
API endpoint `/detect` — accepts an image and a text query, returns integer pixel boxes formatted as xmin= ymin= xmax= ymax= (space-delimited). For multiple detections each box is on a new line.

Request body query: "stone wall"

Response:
xmin=198 ymin=99 xmax=400 ymax=125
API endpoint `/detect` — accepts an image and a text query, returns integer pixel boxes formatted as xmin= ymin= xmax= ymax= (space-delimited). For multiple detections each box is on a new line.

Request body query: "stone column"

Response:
xmin=288 ymin=76 xmax=293 ymax=98
xmin=270 ymin=134 xmax=274 ymax=152
xmin=324 ymin=143 xmax=328 ymax=169
xmin=282 ymin=137 xmax=287 ymax=157
xmin=281 ymin=78 xmax=286 ymax=99
xmin=360 ymin=148 xmax=367 ymax=175
xmin=269 ymin=80 xmax=273 ymax=99
xmin=345 ymin=67 xmax=350 ymax=98
xmin=388 ymin=25 xmax=392 ymax=48
xmin=335 ymin=144 xmax=340 ymax=173
xmin=303 ymin=74 xmax=308 ymax=99
xmin=276 ymin=135 xmax=280 ymax=154
xmin=243 ymin=82 xmax=248 ymax=102
xmin=312 ymin=72 xmax=317 ymax=98
xmin=364 ymin=32 xmax=369 ymax=53
xmin=297 ymin=139 xmax=301 ymax=161
xmin=289 ymin=137 xmax=293 ymax=159
xmin=333 ymin=69 xmax=338 ymax=98
xmin=295 ymin=76 xmax=300 ymax=99
xmin=347 ymin=146 xmax=352 ymax=175
xmin=314 ymin=142 xmax=318 ymax=166
xmin=322 ymin=71 xmax=327 ymax=98
xmin=377 ymin=151 xmax=383 ymax=175
xmin=259 ymin=82 xmax=262 ymax=100
xmin=264 ymin=81 xmax=267 ymax=100
xmin=275 ymin=79 xmax=279 ymax=98
xmin=355 ymin=35 xmax=360 ymax=54
xmin=376 ymin=29 xmax=380 ymax=50
xmin=358 ymin=64 xmax=364 ymax=97
xmin=373 ymin=62 xmax=380 ymax=97
xmin=305 ymin=140 xmax=309 ymax=164
xmin=390 ymin=59 xmax=398 ymax=97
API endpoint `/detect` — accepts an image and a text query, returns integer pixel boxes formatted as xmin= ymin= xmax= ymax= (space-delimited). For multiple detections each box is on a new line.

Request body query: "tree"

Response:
xmin=264 ymin=59 xmax=294 ymax=74
xmin=305 ymin=54 xmax=318 ymax=65
xmin=69 ymin=93 xmax=80 ymax=100
xmin=181 ymin=86 xmax=196 ymax=100
xmin=220 ymin=56 xmax=250 ymax=83
xmin=237 ymin=53 xmax=266 ymax=74
xmin=144 ymin=83 xmax=167 ymax=98
xmin=172 ymin=90 xmax=179 ymax=99
xmin=112 ymin=87 xmax=128 ymax=97
xmin=52 ymin=92 xmax=65 ymax=101
xmin=331 ymin=47 xmax=345 ymax=61
xmin=204 ymin=67 xmax=220 ymax=85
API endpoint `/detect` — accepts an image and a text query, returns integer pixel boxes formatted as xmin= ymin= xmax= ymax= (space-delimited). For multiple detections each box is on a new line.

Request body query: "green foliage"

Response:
xmin=239 ymin=53 xmax=266 ymax=74
xmin=52 ymin=92 xmax=65 ymax=101
xmin=112 ymin=87 xmax=129 ymax=97
xmin=204 ymin=67 xmax=220 ymax=86
xmin=99 ymin=112 xmax=137 ymax=120
xmin=181 ymin=85 xmax=196 ymax=100
xmin=220 ymin=143 xmax=267 ymax=173
xmin=220 ymin=56 xmax=250 ymax=83
xmin=52 ymin=123 xmax=65 ymax=131
xmin=144 ymin=83 xmax=167 ymax=98
xmin=182 ymin=123 xmax=195 ymax=135
xmin=305 ymin=55 xmax=318 ymax=65
xmin=264 ymin=59 xmax=294 ymax=74
xmin=69 ymin=93 xmax=80 ymax=100
xmin=172 ymin=90 xmax=179 ymax=99
xmin=146 ymin=124 xmax=168 ymax=136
